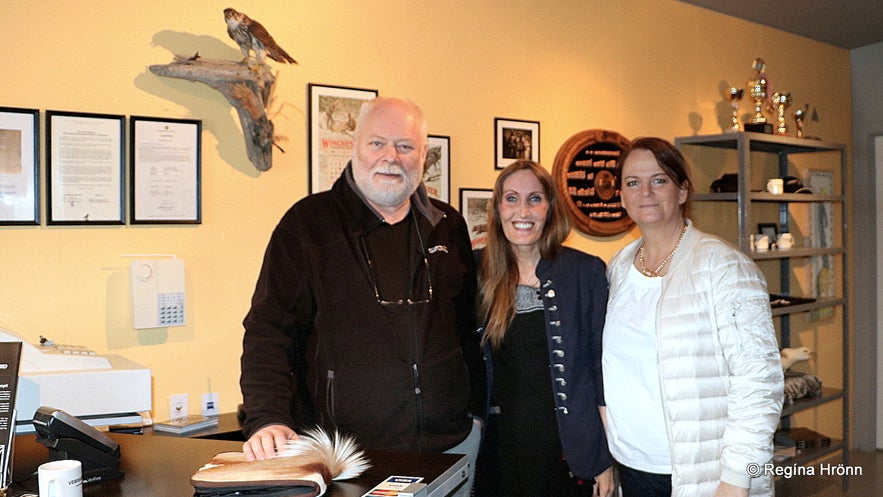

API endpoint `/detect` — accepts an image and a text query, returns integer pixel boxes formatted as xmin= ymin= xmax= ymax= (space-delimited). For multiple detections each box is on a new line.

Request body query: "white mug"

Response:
xmin=777 ymin=232 xmax=794 ymax=249
xmin=755 ymin=235 xmax=770 ymax=251
xmin=766 ymin=178 xmax=784 ymax=194
xmin=38 ymin=459 xmax=83 ymax=497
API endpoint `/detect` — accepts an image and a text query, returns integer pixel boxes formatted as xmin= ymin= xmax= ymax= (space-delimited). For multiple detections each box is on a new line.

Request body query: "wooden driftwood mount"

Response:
xmin=150 ymin=58 xmax=277 ymax=171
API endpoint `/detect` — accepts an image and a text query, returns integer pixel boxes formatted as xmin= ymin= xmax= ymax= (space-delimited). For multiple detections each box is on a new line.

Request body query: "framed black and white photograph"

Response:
xmin=46 ymin=110 xmax=125 ymax=225
xmin=459 ymin=188 xmax=493 ymax=250
xmin=758 ymin=222 xmax=778 ymax=239
xmin=130 ymin=116 xmax=202 ymax=224
xmin=308 ymin=83 xmax=378 ymax=193
xmin=495 ymin=117 xmax=539 ymax=170
xmin=423 ymin=135 xmax=450 ymax=202
xmin=0 ymin=107 xmax=40 ymax=225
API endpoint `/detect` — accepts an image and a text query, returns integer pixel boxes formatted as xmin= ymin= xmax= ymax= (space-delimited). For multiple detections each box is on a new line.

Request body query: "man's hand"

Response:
xmin=242 ymin=424 xmax=297 ymax=461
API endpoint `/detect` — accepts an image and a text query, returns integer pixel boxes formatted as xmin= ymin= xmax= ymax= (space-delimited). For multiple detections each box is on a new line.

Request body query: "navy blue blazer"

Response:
xmin=479 ymin=246 xmax=613 ymax=480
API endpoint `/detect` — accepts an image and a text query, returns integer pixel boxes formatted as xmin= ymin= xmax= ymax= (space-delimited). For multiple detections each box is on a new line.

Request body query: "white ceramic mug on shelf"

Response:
xmin=755 ymin=235 xmax=770 ymax=251
xmin=766 ymin=178 xmax=784 ymax=194
xmin=38 ymin=459 xmax=83 ymax=497
xmin=777 ymin=232 xmax=794 ymax=249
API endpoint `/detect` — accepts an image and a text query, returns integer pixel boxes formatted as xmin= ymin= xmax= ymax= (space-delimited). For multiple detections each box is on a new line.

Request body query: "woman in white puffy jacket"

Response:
xmin=601 ymin=137 xmax=784 ymax=497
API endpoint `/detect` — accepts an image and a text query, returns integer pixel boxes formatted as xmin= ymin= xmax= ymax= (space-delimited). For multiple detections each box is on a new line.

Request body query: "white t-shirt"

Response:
xmin=602 ymin=263 xmax=672 ymax=474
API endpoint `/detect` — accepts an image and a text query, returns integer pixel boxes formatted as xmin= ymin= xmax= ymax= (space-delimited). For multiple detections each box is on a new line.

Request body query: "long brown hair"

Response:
xmin=480 ymin=160 xmax=571 ymax=349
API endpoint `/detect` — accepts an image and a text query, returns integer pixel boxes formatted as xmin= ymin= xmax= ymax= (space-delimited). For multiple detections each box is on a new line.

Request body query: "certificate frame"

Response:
xmin=495 ymin=117 xmax=539 ymax=170
xmin=0 ymin=107 xmax=40 ymax=225
xmin=459 ymin=187 xmax=493 ymax=250
xmin=130 ymin=116 xmax=202 ymax=224
xmin=423 ymin=134 xmax=450 ymax=202
xmin=46 ymin=110 xmax=125 ymax=225
xmin=308 ymin=83 xmax=378 ymax=194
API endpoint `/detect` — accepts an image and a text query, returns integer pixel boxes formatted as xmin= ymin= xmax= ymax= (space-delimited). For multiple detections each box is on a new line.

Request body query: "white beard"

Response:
xmin=354 ymin=163 xmax=419 ymax=208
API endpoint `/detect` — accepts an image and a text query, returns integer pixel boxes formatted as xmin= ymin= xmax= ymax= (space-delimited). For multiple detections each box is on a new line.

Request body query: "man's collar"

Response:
xmin=338 ymin=162 xmax=444 ymax=229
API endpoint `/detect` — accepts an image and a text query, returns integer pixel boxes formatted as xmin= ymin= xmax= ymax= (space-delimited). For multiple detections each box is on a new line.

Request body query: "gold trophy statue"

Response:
xmin=745 ymin=58 xmax=773 ymax=133
xmin=772 ymin=92 xmax=792 ymax=135
xmin=726 ymin=86 xmax=744 ymax=132
xmin=793 ymin=107 xmax=807 ymax=138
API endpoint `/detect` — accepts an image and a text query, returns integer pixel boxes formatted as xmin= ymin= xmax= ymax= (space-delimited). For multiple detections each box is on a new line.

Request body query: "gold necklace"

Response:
xmin=638 ymin=223 xmax=688 ymax=277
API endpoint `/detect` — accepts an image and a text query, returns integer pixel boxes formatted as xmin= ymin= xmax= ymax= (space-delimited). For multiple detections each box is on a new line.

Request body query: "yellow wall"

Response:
xmin=1 ymin=0 xmax=851 ymax=422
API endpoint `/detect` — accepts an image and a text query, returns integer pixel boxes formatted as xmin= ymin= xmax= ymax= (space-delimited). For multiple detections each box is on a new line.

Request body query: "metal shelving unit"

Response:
xmin=675 ymin=132 xmax=849 ymax=473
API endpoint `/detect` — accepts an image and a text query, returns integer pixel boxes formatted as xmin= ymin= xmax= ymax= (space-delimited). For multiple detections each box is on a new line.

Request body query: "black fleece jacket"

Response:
xmin=241 ymin=165 xmax=484 ymax=452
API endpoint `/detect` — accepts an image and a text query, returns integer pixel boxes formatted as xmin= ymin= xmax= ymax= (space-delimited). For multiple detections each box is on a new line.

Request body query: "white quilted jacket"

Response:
xmin=606 ymin=221 xmax=784 ymax=497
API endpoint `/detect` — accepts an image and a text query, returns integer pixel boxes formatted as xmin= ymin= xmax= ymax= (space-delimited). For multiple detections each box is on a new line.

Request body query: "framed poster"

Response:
xmin=308 ymin=83 xmax=378 ymax=193
xmin=0 ymin=107 xmax=39 ymax=225
xmin=552 ymin=129 xmax=633 ymax=236
xmin=423 ymin=134 xmax=450 ymax=202
xmin=130 ymin=116 xmax=202 ymax=224
xmin=495 ymin=118 xmax=539 ymax=170
xmin=459 ymin=188 xmax=493 ymax=250
xmin=46 ymin=110 xmax=125 ymax=224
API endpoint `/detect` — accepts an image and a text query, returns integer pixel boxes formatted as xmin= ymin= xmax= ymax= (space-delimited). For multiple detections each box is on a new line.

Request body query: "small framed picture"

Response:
xmin=758 ymin=222 xmax=778 ymax=239
xmin=46 ymin=110 xmax=125 ymax=225
xmin=130 ymin=116 xmax=202 ymax=224
xmin=308 ymin=83 xmax=378 ymax=193
xmin=495 ymin=117 xmax=539 ymax=170
xmin=0 ymin=107 xmax=40 ymax=225
xmin=459 ymin=188 xmax=493 ymax=250
xmin=423 ymin=135 xmax=450 ymax=202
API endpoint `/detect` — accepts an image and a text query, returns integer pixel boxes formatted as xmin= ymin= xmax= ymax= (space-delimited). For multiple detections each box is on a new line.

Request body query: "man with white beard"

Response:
xmin=240 ymin=97 xmax=484 ymax=496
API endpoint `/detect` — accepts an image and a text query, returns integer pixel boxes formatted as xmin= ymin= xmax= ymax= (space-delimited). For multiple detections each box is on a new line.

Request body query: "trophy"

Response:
xmin=745 ymin=58 xmax=773 ymax=133
xmin=793 ymin=107 xmax=807 ymax=138
xmin=726 ymin=86 xmax=744 ymax=132
xmin=772 ymin=92 xmax=791 ymax=135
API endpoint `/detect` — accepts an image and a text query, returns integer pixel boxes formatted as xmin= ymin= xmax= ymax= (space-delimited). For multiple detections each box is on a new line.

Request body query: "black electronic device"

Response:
xmin=33 ymin=406 xmax=124 ymax=483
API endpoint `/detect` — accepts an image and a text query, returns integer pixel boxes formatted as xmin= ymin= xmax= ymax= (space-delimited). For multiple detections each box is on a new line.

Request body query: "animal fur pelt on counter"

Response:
xmin=783 ymin=370 xmax=823 ymax=404
xmin=191 ymin=427 xmax=370 ymax=497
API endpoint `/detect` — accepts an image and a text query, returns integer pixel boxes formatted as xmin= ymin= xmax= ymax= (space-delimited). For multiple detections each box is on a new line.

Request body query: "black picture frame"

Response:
xmin=130 ymin=116 xmax=202 ymax=224
xmin=459 ymin=188 xmax=493 ymax=250
xmin=758 ymin=222 xmax=778 ymax=239
xmin=46 ymin=110 xmax=125 ymax=225
xmin=495 ymin=117 xmax=539 ymax=170
xmin=424 ymin=135 xmax=450 ymax=202
xmin=308 ymin=83 xmax=378 ymax=194
xmin=0 ymin=107 xmax=40 ymax=225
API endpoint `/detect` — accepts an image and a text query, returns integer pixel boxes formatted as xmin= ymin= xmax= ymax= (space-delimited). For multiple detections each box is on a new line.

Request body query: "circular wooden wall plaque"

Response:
xmin=552 ymin=129 xmax=633 ymax=236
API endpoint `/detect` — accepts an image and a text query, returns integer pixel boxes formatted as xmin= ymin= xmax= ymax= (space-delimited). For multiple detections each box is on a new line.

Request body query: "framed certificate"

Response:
xmin=0 ymin=107 xmax=40 ymax=225
xmin=46 ymin=110 xmax=125 ymax=224
xmin=130 ymin=116 xmax=202 ymax=224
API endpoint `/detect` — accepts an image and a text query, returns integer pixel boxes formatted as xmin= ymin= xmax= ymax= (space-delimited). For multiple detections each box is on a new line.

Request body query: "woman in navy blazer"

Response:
xmin=475 ymin=160 xmax=613 ymax=496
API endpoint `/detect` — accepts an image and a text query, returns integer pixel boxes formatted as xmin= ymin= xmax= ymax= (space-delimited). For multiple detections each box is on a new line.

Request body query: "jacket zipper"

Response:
xmin=412 ymin=362 xmax=426 ymax=450
xmin=325 ymin=369 xmax=337 ymax=429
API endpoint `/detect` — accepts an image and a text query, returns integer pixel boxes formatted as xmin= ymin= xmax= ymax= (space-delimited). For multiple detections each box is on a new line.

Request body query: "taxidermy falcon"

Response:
xmin=224 ymin=8 xmax=297 ymax=66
